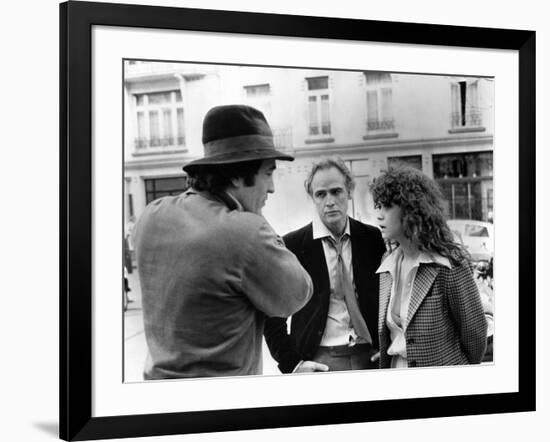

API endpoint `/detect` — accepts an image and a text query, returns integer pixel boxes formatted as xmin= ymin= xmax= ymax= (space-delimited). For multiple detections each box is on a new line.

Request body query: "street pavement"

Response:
xmin=123 ymin=270 xmax=147 ymax=382
xmin=123 ymin=269 xmax=280 ymax=382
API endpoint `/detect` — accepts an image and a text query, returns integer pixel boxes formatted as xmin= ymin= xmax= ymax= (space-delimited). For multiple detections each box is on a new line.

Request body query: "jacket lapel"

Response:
xmin=378 ymin=272 xmax=392 ymax=335
xmin=299 ymin=224 xmax=331 ymax=297
xmin=406 ymin=265 xmax=440 ymax=325
xmin=349 ymin=219 xmax=362 ymax=285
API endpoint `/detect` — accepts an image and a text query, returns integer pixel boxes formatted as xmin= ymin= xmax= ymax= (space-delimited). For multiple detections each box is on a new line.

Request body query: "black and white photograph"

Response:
xmin=123 ymin=61 xmax=495 ymax=381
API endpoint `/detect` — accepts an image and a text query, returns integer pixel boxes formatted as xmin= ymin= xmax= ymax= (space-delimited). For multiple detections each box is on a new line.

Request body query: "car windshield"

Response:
xmin=465 ymin=224 xmax=489 ymax=237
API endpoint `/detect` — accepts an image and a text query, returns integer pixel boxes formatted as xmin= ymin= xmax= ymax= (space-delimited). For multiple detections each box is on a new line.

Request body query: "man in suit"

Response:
xmin=264 ymin=158 xmax=386 ymax=373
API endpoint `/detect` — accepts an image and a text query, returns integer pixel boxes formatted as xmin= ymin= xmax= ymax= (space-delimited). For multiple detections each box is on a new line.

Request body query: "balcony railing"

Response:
xmin=273 ymin=127 xmax=293 ymax=150
xmin=308 ymin=123 xmax=331 ymax=136
xmin=367 ymin=118 xmax=395 ymax=131
xmin=134 ymin=136 xmax=185 ymax=150
xmin=451 ymin=110 xmax=482 ymax=128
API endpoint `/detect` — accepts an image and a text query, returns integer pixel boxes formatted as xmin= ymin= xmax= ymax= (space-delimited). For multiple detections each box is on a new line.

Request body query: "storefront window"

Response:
xmin=433 ymin=152 xmax=492 ymax=179
xmin=145 ymin=177 xmax=189 ymax=204
xmin=433 ymin=152 xmax=493 ymax=222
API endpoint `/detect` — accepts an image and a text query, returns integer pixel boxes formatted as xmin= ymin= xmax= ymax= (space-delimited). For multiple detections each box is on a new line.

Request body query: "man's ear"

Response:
xmin=230 ymin=176 xmax=243 ymax=189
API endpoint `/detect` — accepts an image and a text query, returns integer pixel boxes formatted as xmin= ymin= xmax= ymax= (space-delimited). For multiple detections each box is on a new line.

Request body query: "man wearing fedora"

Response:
xmin=134 ymin=104 xmax=313 ymax=379
xmin=264 ymin=158 xmax=386 ymax=373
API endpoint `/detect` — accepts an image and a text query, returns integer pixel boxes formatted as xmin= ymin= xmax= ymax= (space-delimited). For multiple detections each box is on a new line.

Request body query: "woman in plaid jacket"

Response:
xmin=370 ymin=167 xmax=487 ymax=369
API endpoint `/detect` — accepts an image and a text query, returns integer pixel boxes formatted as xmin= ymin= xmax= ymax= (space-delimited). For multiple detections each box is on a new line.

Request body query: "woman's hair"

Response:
xmin=370 ymin=166 xmax=469 ymax=265
xmin=187 ymin=160 xmax=263 ymax=194
xmin=304 ymin=157 xmax=355 ymax=195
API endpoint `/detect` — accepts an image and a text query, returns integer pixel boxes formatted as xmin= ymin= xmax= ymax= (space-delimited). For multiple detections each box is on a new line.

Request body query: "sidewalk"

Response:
xmin=123 ymin=269 xmax=280 ymax=382
xmin=123 ymin=270 xmax=147 ymax=382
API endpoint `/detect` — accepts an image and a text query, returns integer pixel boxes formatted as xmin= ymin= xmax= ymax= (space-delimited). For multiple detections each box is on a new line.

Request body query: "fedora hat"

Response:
xmin=183 ymin=105 xmax=294 ymax=171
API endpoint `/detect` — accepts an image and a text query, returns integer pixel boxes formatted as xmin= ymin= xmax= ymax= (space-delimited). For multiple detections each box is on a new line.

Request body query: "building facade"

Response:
xmin=124 ymin=61 xmax=494 ymax=235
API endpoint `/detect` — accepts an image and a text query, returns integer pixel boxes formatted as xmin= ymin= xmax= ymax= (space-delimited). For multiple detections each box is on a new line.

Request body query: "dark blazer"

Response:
xmin=264 ymin=218 xmax=386 ymax=373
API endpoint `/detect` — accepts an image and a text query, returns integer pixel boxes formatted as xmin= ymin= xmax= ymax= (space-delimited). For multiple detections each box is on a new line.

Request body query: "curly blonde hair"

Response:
xmin=370 ymin=166 xmax=469 ymax=265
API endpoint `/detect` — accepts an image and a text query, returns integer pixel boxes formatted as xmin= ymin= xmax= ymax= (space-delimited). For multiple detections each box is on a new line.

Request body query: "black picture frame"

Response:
xmin=60 ymin=1 xmax=536 ymax=440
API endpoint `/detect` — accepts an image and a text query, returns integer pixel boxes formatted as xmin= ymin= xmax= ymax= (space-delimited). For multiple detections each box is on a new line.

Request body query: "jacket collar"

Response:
xmin=376 ymin=246 xmax=451 ymax=275
xmin=188 ymin=188 xmax=243 ymax=211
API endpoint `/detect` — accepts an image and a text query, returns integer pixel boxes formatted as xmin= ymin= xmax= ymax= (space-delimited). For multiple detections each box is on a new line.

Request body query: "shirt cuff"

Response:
xmin=292 ymin=360 xmax=305 ymax=373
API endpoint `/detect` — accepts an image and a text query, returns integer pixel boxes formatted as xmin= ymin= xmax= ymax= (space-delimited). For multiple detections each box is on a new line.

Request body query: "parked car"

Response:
xmin=447 ymin=219 xmax=494 ymax=262
xmin=448 ymin=219 xmax=494 ymax=363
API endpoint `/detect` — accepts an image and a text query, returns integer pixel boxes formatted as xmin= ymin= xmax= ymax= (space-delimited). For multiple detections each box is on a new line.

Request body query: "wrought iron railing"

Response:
xmin=273 ymin=127 xmax=293 ymax=150
xmin=366 ymin=119 xmax=394 ymax=131
xmin=134 ymin=136 xmax=186 ymax=150
xmin=135 ymin=137 xmax=148 ymax=149
xmin=450 ymin=110 xmax=482 ymax=128
xmin=308 ymin=123 xmax=331 ymax=136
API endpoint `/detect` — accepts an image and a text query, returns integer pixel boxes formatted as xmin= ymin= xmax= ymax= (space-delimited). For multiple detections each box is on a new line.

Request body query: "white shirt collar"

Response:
xmin=312 ymin=214 xmax=351 ymax=241
xmin=376 ymin=245 xmax=451 ymax=274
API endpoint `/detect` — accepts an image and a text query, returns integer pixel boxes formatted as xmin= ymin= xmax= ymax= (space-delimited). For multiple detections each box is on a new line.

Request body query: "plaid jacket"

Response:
xmin=378 ymin=258 xmax=487 ymax=368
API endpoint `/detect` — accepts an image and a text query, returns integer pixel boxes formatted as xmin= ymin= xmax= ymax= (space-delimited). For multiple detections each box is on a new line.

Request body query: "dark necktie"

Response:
xmin=329 ymin=236 xmax=373 ymax=345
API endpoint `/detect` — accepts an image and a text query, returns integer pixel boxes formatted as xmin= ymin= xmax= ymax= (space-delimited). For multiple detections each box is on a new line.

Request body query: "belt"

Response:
xmin=318 ymin=343 xmax=372 ymax=357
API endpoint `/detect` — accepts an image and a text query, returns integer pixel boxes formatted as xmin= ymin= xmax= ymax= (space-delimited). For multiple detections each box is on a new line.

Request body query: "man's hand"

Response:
xmin=294 ymin=360 xmax=329 ymax=373
xmin=370 ymin=351 xmax=380 ymax=363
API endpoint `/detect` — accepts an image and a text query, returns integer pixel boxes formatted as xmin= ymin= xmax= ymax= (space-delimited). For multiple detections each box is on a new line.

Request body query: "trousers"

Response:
xmin=313 ymin=343 xmax=377 ymax=371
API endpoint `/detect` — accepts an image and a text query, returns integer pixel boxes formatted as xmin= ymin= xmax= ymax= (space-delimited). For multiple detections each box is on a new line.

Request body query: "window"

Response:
xmin=134 ymin=90 xmax=185 ymax=150
xmin=243 ymin=83 xmax=293 ymax=149
xmin=144 ymin=177 xmax=189 ymax=204
xmin=244 ymin=83 xmax=272 ymax=121
xmin=244 ymin=83 xmax=270 ymax=97
xmin=364 ymin=71 xmax=394 ymax=132
xmin=450 ymin=80 xmax=482 ymax=128
xmin=306 ymin=76 xmax=331 ymax=137
xmin=433 ymin=152 xmax=493 ymax=221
